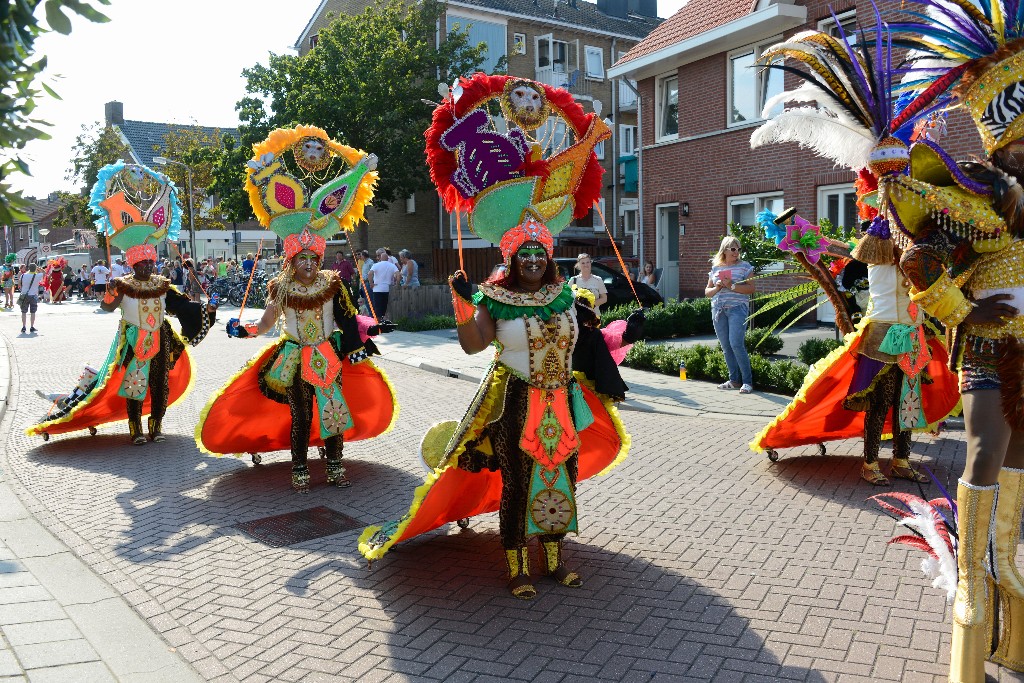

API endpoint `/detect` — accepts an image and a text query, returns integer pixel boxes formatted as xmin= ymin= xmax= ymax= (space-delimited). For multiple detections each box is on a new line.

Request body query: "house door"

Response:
xmin=656 ymin=204 xmax=680 ymax=300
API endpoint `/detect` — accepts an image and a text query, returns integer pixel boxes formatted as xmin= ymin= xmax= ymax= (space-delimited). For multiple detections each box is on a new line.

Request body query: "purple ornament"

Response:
xmin=440 ymin=109 xmax=528 ymax=199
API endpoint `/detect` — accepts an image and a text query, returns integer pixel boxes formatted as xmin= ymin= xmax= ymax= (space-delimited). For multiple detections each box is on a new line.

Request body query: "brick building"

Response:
xmin=296 ymin=0 xmax=662 ymax=279
xmin=608 ymin=0 xmax=983 ymax=299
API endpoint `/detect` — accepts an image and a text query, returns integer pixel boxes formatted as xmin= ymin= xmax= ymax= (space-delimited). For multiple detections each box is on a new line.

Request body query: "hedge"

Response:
xmin=395 ymin=314 xmax=457 ymax=332
xmin=623 ymin=340 xmax=808 ymax=395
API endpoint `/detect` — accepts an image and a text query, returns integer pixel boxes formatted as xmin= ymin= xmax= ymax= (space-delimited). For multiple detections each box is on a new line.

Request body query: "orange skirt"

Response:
xmin=195 ymin=340 xmax=397 ymax=456
xmin=358 ymin=367 xmax=629 ymax=561
xmin=26 ymin=330 xmax=194 ymax=438
xmin=751 ymin=330 xmax=960 ymax=452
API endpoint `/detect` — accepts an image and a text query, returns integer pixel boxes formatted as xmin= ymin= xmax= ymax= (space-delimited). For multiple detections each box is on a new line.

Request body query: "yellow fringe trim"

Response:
xmin=749 ymin=325 xmax=866 ymax=453
xmin=194 ymin=339 xmax=284 ymax=457
xmin=27 ymin=326 xmax=195 ymax=437
xmin=358 ymin=365 xmax=509 ymax=561
xmin=244 ymin=125 xmax=376 ymax=231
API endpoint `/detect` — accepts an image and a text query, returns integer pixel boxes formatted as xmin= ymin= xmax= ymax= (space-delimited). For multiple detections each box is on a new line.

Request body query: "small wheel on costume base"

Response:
xmin=251 ymin=453 xmax=262 ymax=465
xmin=89 ymin=427 xmax=97 ymax=436
xmin=456 ymin=518 xmax=470 ymax=529
xmin=818 ymin=443 xmax=827 ymax=457
xmin=42 ymin=432 xmax=50 ymax=442
xmin=766 ymin=449 xmax=780 ymax=462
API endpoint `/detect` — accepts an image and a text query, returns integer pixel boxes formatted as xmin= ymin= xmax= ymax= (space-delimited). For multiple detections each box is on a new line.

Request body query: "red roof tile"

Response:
xmin=614 ymin=0 xmax=754 ymax=66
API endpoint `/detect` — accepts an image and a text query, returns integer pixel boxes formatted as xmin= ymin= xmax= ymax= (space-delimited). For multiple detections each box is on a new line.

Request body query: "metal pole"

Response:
xmin=186 ymin=167 xmax=196 ymax=261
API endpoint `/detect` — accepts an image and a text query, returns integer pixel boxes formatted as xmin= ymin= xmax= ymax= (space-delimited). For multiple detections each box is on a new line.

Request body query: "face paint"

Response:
xmin=516 ymin=246 xmax=548 ymax=261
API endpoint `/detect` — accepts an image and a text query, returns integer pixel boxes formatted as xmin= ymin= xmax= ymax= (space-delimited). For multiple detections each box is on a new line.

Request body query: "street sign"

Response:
xmin=39 ymin=243 xmax=51 ymax=255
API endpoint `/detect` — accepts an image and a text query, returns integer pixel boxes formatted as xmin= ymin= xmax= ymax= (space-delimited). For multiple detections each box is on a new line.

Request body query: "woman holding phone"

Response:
xmin=705 ymin=235 xmax=755 ymax=393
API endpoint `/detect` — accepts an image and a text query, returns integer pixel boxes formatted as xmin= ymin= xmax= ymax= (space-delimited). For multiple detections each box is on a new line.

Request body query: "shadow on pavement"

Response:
xmin=342 ymin=528 xmax=829 ymax=681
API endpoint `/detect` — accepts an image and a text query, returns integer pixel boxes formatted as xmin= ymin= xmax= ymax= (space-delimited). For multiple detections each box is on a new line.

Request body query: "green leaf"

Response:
xmin=44 ymin=1 xmax=73 ymax=34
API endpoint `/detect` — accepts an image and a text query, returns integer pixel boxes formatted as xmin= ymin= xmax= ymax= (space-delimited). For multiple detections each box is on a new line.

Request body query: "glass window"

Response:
xmin=447 ymin=16 xmax=506 ymax=74
xmin=728 ymin=40 xmax=784 ymax=126
xmin=818 ymin=184 xmax=858 ymax=229
xmin=619 ymin=124 xmax=637 ymax=155
xmin=819 ymin=10 xmax=857 ymax=41
xmin=538 ymin=39 xmax=568 ymax=72
xmin=658 ymin=75 xmax=678 ymax=139
xmin=584 ymin=46 xmax=604 ymax=79
xmin=728 ymin=193 xmax=783 ymax=228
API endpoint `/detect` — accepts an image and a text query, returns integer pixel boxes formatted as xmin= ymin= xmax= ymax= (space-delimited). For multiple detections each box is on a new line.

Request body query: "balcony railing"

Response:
xmin=534 ymin=68 xmax=593 ymax=99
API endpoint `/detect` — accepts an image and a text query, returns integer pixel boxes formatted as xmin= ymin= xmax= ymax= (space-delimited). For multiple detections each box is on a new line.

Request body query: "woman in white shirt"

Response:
xmin=568 ymin=253 xmax=608 ymax=313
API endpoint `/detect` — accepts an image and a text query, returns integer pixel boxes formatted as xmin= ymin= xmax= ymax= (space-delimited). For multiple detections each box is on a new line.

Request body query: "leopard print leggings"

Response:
xmin=125 ymin=338 xmax=170 ymax=430
xmin=459 ymin=375 xmax=579 ymax=549
xmin=286 ymin=378 xmax=342 ymax=473
xmin=863 ymin=365 xmax=911 ymax=464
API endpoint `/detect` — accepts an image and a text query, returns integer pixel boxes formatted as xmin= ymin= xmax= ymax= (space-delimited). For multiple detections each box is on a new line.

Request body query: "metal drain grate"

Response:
xmin=234 ymin=506 xmax=364 ymax=547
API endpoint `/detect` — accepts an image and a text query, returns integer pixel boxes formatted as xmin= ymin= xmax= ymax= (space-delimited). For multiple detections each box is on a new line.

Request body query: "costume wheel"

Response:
xmin=251 ymin=453 xmax=262 ymax=465
xmin=767 ymin=449 xmax=780 ymax=462
xmin=89 ymin=427 xmax=97 ymax=436
xmin=42 ymin=432 xmax=49 ymax=442
xmin=456 ymin=518 xmax=470 ymax=529
xmin=818 ymin=443 xmax=827 ymax=456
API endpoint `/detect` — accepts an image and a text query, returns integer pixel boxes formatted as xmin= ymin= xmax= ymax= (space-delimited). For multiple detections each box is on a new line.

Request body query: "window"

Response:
xmin=656 ymin=75 xmax=678 ymax=140
xmin=537 ymin=38 xmax=569 ymax=73
xmin=817 ymin=183 xmax=858 ymax=230
xmin=819 ymin=10 xmax=857 ymax=41
xmin=619 ymin=124 xmax=637 ymax=155
xmin=622 ymin=207 xmax=638 ymax=234
xmin=617 ymin=49 xmax=637 ymax=108
xmin=537 ymin=115 xmax=574 ymax=156
xmin=308 ymin=34 xmax=319 ymax=49
xmin=727 ymin=40 xmax=784 ymax=126
xmin=584 ymin=46 xmax=604 ymax=79
xmin=595 ymin=140 xmax=606 ymax=160
xmin=447 ymin=16 xmax=506 ymax=74
xmin=728 ymin=192 xmax=783 ymax=228
xmin=406 ymin=194 xmax=416 ymax=214
xmin=592 ymin=198 xmax=607 ymax=231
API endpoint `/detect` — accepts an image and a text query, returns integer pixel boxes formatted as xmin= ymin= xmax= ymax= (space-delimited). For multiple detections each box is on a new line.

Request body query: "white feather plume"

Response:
xmin=761 ymin=82 xmax=858 ymax=122
xmin=750 ymin=106 xmax=875 ymax=169
xmin=899 ymin=500 xmax=958 ymax=603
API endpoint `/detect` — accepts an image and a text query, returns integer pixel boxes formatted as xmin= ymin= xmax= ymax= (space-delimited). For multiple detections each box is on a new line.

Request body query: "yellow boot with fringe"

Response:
xmin=541 ymin=539 xmax=583 ymax=588
xmin=992 ymin=468 xmax=1024 ymax=672
xmin=950 ymin=481 xmax=997 ymax=683
xmin=505 ymin=547 xmax=536 ymax=600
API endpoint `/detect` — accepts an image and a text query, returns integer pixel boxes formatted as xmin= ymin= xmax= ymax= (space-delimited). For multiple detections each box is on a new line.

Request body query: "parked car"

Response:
xmin=553 ymin=258 xmax=662 ymax=309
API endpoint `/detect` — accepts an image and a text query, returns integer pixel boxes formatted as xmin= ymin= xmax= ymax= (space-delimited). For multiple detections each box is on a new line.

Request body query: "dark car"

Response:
xmin=553 ymin=258 xmax=662 ymax=310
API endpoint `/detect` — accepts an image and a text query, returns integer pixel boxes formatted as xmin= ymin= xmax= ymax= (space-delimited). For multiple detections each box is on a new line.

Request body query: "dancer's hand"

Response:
xmin=966 ymin=293 xmax=1018 ymax=325
xmin=226 ymin=318 xmax=249 ymax=338
xmin=450 ymin=271 xmax=473 ymax=301
xmin=367 ymin=320 xmax=397 ymax=336
xmin=623 ymin=309 xmax=646 ymax=343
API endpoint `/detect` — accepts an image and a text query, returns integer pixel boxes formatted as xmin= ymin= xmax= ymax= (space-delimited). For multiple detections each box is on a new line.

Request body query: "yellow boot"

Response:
xmin=504 ymin=547 xmax=536 ymax=600
xmin=950 ymin=481 xmax=997 ymax=683
xmin=992 ymin=468 xmax=1024 ymax=672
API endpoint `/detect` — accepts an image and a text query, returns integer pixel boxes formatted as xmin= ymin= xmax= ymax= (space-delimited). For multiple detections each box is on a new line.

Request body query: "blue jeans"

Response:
xmin=712 ymin=303 xmax=752 ymax=387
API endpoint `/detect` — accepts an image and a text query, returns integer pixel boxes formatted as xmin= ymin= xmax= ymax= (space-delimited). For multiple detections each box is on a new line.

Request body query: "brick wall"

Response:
xmin=635 ymin=0 xmax=984 ymax=298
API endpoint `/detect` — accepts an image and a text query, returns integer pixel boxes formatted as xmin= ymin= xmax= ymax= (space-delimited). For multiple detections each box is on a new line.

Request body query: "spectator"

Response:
xmin=398 ymin=249 xmax=420 ymax=287
xmin=19 ymin=263 xmax=42 ymax=333
xmin=182 ymin=259 xmax=201 ymax=301
xmin=331 ymin=250 xmax=355 ymax=284
xmin=637 ymin=261 xmax=657 ymax=286
xmin=217 ymin=256 xmax=228 ymax=278
xmin=242 ymin=252 xmax=255 ymax=275
xmin=358 ymin=249 xmax=373 ymax=310
xmin=256 ymin=253 xmax=267 ymax=272
xmin=90 ymin=260 xmax=111 ymax=298
xmin=2 ymin=256 xmax=16 ymax=308
xmin=383 ymin=247 xmax=398 ymax=266
xmin=568 ymin=253 xmax=608 ymax=314
xmin=705 ymin=235 xmax=755 ymax=394
xmin=367 ymin=249 xmax=400 ymax=318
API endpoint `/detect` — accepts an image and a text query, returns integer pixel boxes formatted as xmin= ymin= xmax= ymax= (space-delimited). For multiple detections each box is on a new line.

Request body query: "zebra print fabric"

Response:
xmin=982 ymin=80 xmax=1024 ymax=138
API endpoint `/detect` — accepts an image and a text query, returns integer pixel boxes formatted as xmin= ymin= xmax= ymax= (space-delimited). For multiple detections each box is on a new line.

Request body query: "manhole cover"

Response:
xmin=234 ymin=506 xmax=364 ymax=547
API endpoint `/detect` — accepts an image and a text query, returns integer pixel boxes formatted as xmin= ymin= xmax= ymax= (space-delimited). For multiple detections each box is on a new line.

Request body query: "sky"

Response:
xmin=12 ymin=0 xmax=688 ymax=199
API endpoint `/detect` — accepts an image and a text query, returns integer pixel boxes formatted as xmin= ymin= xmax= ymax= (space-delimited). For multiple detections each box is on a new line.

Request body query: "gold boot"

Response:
xmin=504 ymin=547 xmax=536 ymax=600
xmin=147 ymin=417 xmax=165 ymax=442
xmin=950 ymin=481 xmax=997 ymax=683
xmin=992 ymin=468 xmax=1024 ymax=672
xmin=128 ymin=416 xmax=146 ymax=446
xmin=540 ymin=539 xmax=583 ymax=587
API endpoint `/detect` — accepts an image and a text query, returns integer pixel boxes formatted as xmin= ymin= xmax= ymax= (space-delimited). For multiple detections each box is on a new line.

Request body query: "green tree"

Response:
xmin=235 ymin=0 xmax=489 ymax=206
xmin=0 ymin=0 xmax=110 ymax=226
xmin=159 ymin=126 xmax=230 ymax=231
xmin=53 ymin=123 xmax=129 ymax=249
xmin=209 ymin=133 xmax=254 ymax=226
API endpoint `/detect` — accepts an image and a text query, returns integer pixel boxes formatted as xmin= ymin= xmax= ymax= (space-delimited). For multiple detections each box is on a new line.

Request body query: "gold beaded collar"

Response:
xmin=269 ymin=270 xmax=343 ymax=312
xmin=114 ymin=275 xmax=171 ymax=298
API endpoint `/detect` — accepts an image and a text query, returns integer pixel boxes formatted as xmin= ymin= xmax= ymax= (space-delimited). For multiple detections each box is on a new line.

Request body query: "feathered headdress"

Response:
xmin=425 ymin=73 xmax=609 ymax=262
xmin=89 ymin=161 xmax=181 ymax=267
xmin=245 ymin=125 xmax=378 ymax=261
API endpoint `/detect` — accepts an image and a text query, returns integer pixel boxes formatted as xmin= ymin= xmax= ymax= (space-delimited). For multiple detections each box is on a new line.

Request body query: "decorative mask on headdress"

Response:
xmin=245 ymin=125 xmax=378 ymax=262
xmin=425 ymin=73 xmax=610 ymax=264
xmin=90 ymin=162 xmax=181 ymax=267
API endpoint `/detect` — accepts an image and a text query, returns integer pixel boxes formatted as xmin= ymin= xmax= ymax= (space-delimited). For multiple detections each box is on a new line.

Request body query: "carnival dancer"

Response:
xmin=359 ymin=73 xmax=639 ymax=599
xmin=27 ymin=162 xmax=217 ymax=444
xmin=46 ymin=258 xmax=65 ymax=304
xmin=746 ymin=25 xmax=960 ymax=479
xmin=1 ymin=254 xmax=15 ymax=309
xmin=195 ymin=125 xmax=397 ymax=493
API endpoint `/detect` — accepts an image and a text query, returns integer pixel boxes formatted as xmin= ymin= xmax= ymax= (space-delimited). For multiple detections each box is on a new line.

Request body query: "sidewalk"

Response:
xmin=0 ymin=332 xmax=203 ymax=683
xmin=373 ymin=329 xmax=799 ymax=422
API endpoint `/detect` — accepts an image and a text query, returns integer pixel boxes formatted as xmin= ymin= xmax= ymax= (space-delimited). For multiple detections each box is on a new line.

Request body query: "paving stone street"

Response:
xmin=0 ymin=301 xmax=1020 ymax=682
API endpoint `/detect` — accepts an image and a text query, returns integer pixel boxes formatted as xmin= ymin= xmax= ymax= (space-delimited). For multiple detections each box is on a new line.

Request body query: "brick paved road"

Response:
xmin=1 ymin=302 xmax=1020 ymax=682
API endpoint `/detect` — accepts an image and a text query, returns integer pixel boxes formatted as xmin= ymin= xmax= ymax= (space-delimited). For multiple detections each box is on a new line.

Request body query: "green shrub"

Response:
xmin=395 ymin=314 xmax=456 ymax=332
xmin=745 ymin=327 xmax=784 ymax=356
xmin=623 ymin=340 xmax=807 ymax=395
xmin=798 ymin=337 xmax=843 ymax=366
xmin=599 ymin=298 xmax=714 ymax=339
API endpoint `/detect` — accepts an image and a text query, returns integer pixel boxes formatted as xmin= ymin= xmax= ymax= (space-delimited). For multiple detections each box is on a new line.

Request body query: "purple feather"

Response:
xmin=921 ymin=464 xmax=958 ymax=531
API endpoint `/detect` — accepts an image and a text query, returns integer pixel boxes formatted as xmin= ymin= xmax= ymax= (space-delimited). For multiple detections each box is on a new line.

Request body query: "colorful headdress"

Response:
xmin=245 ymin=125 xmax=378 ymax=262
xmin=425 ymin=73 xmax=610 ymax=262
xmin=90 ymin=161 xmax=181 ymax=267
xmin=5 ymin=253 xmax=16 ymax=264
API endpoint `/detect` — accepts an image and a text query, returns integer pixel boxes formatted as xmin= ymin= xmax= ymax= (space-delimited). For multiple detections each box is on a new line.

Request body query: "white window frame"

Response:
xmin=816 ymin=182 xmax=859 ymax=230
xmin=584 ymin=46 xmax=604 ymax=80
xmin=656 ymin=73 xmax=679 ymax=142
xmin=594 ymin=139 xmax=605 ymax=160
xmin=536 ymin=36 xmax=569 ymax=73
xmin=818 ymin=10 xmax=857 ymax=42
xmin=592 ymin=198 xmax=607 ymax=231
xmin=406 ymin=194 xmax=416 ymax=214
xmin=619 ymin=124 xmax=637 ymax=155
xmin=727 ymin=192 xmax=784 ymax=228
xmin=309 ymin=34 xmax=319 ymax=49
xmin=726 ymin=37 xmax=783 ymax=128
xmin=621 ymin=205 xmax=638 ymax=234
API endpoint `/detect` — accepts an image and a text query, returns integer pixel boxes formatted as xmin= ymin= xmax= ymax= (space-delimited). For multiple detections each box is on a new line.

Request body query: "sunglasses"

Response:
xmin=726 ymin=247 xmax=739 ymax=252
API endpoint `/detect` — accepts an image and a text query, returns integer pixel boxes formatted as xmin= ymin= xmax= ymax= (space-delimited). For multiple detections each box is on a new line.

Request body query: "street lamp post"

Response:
xmin=38 ymin=228 xmax=50 ymax=262
xmin=152 ymin=156 xmax=196 ymax=260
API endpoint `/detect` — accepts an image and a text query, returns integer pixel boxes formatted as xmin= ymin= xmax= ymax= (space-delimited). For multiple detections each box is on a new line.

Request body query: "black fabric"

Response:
xmin=332 ymin=288 xmax=371 ymax=357
xmin=165 ymin=288 xmax=215 ymax=344
xmin=862 ymin=365 xmax=911 ymax=463
xmin=572 ymin=326 xmax=629 ymax=401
